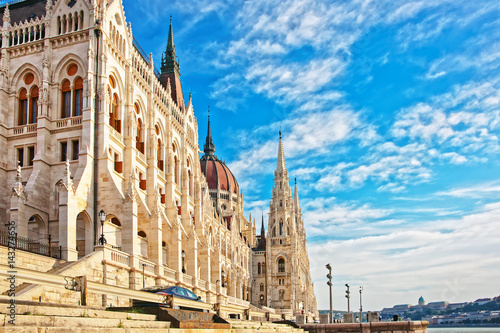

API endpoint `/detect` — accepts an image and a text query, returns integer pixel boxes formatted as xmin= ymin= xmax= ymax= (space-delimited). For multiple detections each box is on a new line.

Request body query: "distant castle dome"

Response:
xmin=419 ymin=296 xmax=425 ymax=305
xmin=199 ymin=113 xmax=239 ymax=194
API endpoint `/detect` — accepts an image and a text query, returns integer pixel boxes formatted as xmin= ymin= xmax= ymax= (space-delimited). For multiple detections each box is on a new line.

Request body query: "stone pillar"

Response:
xmin=57 ymin=183 xmax=78 ymax=261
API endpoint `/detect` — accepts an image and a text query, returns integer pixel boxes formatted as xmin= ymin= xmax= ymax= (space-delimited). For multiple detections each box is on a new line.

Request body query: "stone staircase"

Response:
xmin=0 ymin=302 xmax=306 ymax=332
xmin=228 ymin=319 xmax=305 ymax=332
xmin=0 ymin=302 xmax=170 ymax=332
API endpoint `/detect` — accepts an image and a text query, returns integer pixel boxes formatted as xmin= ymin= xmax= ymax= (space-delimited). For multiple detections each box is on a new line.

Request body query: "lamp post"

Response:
xmin=142 ymin=263 xmax=146 ymax=288
xmin=98 ymin=210 xmax=106 ymax=245
xmin=359 ymin=286 xmax=363 ymax=323
xmin=326 ymin=264 xmax=333 ymax=323
xmin=345 ymin=283 xmax=350 ymax=313
xmin=181 ymin=250 xmax=186 ymax=274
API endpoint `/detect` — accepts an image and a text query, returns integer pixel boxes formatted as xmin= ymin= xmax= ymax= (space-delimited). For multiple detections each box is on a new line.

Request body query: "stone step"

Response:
xmin=0 ymin=314 xmax=171 ymax=329
xmin=0 ymin=328 xmax=302 ymax=333
xmin=0 ymin=304 xmax=156 ymax=321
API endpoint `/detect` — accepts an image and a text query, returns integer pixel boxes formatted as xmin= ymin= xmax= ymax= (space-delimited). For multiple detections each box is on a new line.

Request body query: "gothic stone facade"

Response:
xmin=0 ymin=0 xmax=317 ymax=315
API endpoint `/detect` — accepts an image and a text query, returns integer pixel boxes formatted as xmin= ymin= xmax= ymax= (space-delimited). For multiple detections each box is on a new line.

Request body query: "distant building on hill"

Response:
xmin=418 ymin=296 xmax=425 ymax=306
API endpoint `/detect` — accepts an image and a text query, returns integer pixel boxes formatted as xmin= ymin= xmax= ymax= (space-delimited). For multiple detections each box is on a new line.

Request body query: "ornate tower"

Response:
xmin=160 ymin=19 xmax=184 ymax=107
xmin=263 ymin=132 xmax=318 ymax=317
xmin=266 ymin=132 xmax=297 ymax=310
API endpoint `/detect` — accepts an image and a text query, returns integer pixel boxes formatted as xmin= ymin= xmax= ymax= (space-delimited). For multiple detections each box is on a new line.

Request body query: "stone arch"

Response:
xmin=138 ymin=229 xmax=148 ymax=258
xmin=104 ymin=215 xmax=122 ymax=249
xmin=27 ymin=214 xmax=46 ymax=242
xmin=52 ymin=53 xmax=86 ymax=83
xmin=10 ymin=63 xmax=42 ymax=93
xmin=76 ymin=211 xmax=93 ymax=259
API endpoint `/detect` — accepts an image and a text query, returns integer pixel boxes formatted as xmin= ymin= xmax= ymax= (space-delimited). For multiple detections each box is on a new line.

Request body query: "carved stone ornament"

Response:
xmin=40 ymin=87 xmax=49 ymax=105
xmin=3 ymin=4 xmax=10 ymax=25
xmin=57 ymin=160 xmax=75 ymax=193
xmin=166 ymin=78 xmax=171 ymax=95
xmin=11 ymin=163 xmax=27 ymax=203
xmin=42 ymin=49 xmax=50 ymax=69
xmin=123 ymin=172 xmax=136 ymax=202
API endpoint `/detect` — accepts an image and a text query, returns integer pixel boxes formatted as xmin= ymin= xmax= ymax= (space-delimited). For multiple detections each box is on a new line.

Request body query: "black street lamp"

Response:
xmin=98 ymin=209 xmax=107 ymax=245
xmin=359 ymin=286 xmax=363 ymax=323
xmin=326 ymin=263 xmax=333 ymax=323
xmin=345 ymin=283 xmax=350 ymax=313
xmin=181 ymin=250 xmax=186 ymax=274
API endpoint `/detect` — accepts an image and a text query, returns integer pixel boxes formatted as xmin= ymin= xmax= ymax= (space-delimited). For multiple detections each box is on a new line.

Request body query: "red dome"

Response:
xmin=200 ymin=156 xmax=239 ymax=194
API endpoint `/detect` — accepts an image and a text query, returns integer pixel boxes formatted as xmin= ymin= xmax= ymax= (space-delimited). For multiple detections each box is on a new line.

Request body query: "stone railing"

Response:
xmin=228 ymin=295 xmax=250 ymax=307
xmin=56 ymin=116 xmax=82 ymax=128
xmin=139 ymin=258 xmax=156 ymax=274
xmin=300 ymin=321 xmax=429 ymax=333
xmin=13 ymin=124 xmax=37 ymax=135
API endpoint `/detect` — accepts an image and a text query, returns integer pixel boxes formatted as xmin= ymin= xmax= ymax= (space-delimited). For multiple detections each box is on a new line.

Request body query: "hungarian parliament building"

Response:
xmin=0 ymin=0 xmax=318 ymax=319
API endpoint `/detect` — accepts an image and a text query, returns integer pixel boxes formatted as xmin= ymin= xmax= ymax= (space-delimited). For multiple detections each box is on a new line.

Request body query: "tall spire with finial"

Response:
xmin=203 ymin=106 xmax=215 ymax=156
xmin=294 ymin=178 xmax=301 ymax=211
xmin=260 ymin=213 xmax=266 ymax=239
xmin=160 ymin=17 xmax=184 ymax=107
xmin=276 ymin=131 xmax=287 ymax=174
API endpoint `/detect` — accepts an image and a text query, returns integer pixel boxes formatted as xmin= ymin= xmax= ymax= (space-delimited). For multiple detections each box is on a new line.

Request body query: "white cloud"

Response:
xmin=309 ymin=200 xmax=500 ymax=310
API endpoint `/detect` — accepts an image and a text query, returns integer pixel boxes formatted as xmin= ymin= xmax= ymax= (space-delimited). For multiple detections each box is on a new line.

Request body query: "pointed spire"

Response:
xmin=260 ymin=214 xmax=266 ymax=239
xmin=276 ymin=131 xmax=287 ymax=174
xmin=203 ymin=106 xmax=215 ymax=156
xmin=161 ymin=16 xmax=180 ymax=76
xmin=294 ymin=178 xmax=301 ymax=211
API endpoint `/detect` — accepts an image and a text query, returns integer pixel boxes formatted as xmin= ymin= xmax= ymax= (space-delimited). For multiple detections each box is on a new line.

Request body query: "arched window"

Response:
xmin=258 ymin=263 xmax=261 ymax=275
xmin=61 ymin=79 xmax=71 ymax=118
xmin=110 ymin=93 xmax=121 ymax=133
xmin=18 ymin=88 xmax=28 ymax=126
xmin=278 ymin=258 xmax=285 ymax=273
xmin=260 ymin=283 xmax=264 ymax=291
xmin=157 ymin=137 xmax=164 ymax=171
xmin=136 ymin=118 xmax=144 ymax=153
xmin=260 ymin=294 xmax=265 ymax=305
xmin=173 ymin=144 xmax=179 ymax=184
xmin=272 ymin=227 xmax=276 ymax=237
xmin=279 ymin=290 xmax=285 ymax=300
xmin=29 ymin=86 xmax=38 ymax=124
xmin=279 ymin=220 xmax=283 ymax=235
xmin=73 ymin=77 xmax=83 ymax=116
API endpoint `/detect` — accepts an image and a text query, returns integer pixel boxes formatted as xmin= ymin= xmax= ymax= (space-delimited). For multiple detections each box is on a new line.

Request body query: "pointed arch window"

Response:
xmin=279 ymin=220 xmax=283 ymax=236
xmin=61 ymin=79 xmax=71 ymax=118
xmin=18 ymin=88 xmax=28 ymax=126
xmin=109 ymin=93 xmax=121 ymax=133
xmin=29 ymin=86 xmax=38 ymax=124
xmin=278 ymin=258 xmax=285 ymax=273
xmin=260 ymin=283 xmax=264 ymax=292
xmin=258 ymin=263 xmax=261 ymax=275
xmin=279 ymin=290 xmax=285 ymax=300
xmin=73 ymin=77 xmax=83 ymax=116
xmin=157 ymin=138 xmax=164 ymax=171
xmin=135 ymin=118 xmax=144 ymax=154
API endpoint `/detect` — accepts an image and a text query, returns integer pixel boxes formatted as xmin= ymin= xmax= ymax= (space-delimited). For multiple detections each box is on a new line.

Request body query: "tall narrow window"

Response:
xmin=278 ymin=258 xmax=285 ymax=273
xmin=18 ymin=88 xmax=28 ymax=126
xmin=136 ymin=118 xmax=144 ymax=153
xmin=73 ymin=77 xmax=83 ymax=116
xmin=157 ymin=139 xmax=163 ymax=171
xmin=60 ymin=141 xmax=68 ymax=161
xmin=61 ymin=79 xmax=71 ymax=118
xmin=27 ymin=146 xmax=35 ymax=166
xmin=29 ymin=86 xmax=38 ymax=124
xmin=72 ymin=140 xmax=79 ymax=160
xmin=110 ymin=93 xmax=121 ymax=133
xmin=17 ymin=148 xmax=24 ymax=167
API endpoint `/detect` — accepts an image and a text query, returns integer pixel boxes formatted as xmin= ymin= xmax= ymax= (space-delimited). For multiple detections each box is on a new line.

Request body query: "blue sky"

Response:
xmin=122 ymin=0 xmax=500 ymax=310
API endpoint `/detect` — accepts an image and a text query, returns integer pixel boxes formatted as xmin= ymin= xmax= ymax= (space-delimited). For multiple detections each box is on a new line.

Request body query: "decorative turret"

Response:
xmin=160 ymin=18 xmax=184 ymax=108
xmin=294 ymin=178 xmax=300 ymax=211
